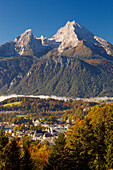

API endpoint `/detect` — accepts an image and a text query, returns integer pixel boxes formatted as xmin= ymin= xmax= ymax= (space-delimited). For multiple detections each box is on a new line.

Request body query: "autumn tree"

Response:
xmin=4 ymin=138 xmax=21 ymax=170
xmin=30 ymin=143 xmax=50 ymax=169
xmin=0 ymin=128 xmax=9 ymax=169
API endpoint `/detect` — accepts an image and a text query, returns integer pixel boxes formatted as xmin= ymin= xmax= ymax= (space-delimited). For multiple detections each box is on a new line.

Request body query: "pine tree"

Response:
xmin=93 ymin=120 xmax=106 ymax=170
xmin=0 ymin=128 xmax=9 ymax=169
xmin=4 ymin=138 xmax=21 ymax=170
xmin=21 ymin=136 xmax=34 ymax=170
xmin=70 ymin=118 xmax=96 ymax=170
xmin=105 ymin=122 xmax=113 ymax=169
xmin=44 ymin=133 xmax=70 ymax=170
xmin=22 ymin=148 xmax=33 ymax=170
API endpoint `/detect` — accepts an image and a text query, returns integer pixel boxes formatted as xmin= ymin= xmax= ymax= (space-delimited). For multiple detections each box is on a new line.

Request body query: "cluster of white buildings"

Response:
xmin=0 ymin=117 xmax=72 ymax=145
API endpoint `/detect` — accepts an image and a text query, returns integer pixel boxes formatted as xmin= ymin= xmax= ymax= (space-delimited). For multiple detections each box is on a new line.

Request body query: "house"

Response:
xmin=33 ymin=129 xmax=47 ymax=140
xmin=43 ymin=133 xmax=53 ymax=140
xmin=83 ymin=108 xmax=91 ymax=112
xmin=66 ymin=118 xmax=71 ymax=124
xmin=33 ymin=119 xmax=41 ymax=126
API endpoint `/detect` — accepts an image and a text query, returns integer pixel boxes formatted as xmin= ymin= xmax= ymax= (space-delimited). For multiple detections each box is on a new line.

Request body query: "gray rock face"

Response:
xmin=0 ymin=21 xmax=112 ymax=57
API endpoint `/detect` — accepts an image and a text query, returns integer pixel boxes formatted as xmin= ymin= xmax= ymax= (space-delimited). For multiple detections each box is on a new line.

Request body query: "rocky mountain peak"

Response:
xmin=14 ymin=29 xmax=35 ymax=55
xmin=49 ymin=20 xmax=99 ymax=52
xmin=0 ymin=21 xmax=112 ymax=56
xmin=50 ymin=21 xmax=80 ymax=52
xmin=66 ymin=20 xmax=81 ymax=28
xmin=50 ymin=20 xmax=111 ymax=54
xmin=15 ymin=29 xmax=34 ymax=44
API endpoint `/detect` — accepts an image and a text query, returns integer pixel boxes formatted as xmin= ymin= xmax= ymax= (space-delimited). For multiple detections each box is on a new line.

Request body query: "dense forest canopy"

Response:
xmin=0 ymin=97 xmax=96 ymax=123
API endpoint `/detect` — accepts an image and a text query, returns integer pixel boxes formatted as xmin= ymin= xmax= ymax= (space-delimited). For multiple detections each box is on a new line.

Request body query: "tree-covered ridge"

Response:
xmin=0 ymin=97 xmax=97 ymax=123
xmin=0 ymin=53 xmax=113 ymax=97
xmin=0 ymin=96 xmax=73 ymax=123
xmin=0 ymin=96 xmax=72 ymax=112
xmin=86 ymin=103 xmax=113 ymax=123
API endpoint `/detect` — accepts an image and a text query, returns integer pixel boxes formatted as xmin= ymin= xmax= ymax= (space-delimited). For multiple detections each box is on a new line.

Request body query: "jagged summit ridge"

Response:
xmin=49 ymin=21 xmax=80 ymax=52
xmin=50 ymin=20 xmax=111 ymax=54
xmin=15 ymin=29 xmax=33 ymax=42
xmin=14 ymin=29 xmax=35 ymax=55
xmin=0 ymin=20 xmax=112 ymax=56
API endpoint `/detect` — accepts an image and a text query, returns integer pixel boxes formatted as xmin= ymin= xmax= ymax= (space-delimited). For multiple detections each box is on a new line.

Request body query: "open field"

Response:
xmin=16 ymin=114 xmax=27 ymax=117
xmin=3 ymin=101 xmax=22 ymax=107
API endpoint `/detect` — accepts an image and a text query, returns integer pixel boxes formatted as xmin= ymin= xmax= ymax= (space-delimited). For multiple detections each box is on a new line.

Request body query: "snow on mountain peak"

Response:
xmin=49 ymin=20 xmax=97 ymax=52
xmin=50 ymin=21 xmax=80 ymax=52
xmin=0 ymin=21 xmax=112 ymax=56
xmin=66 ymin=20 xmax=81 ymax=28
xmin=15 ymin=29 xmax=33 ymax=43
xmin=49 ymin=20 xmax=111 ymax=54
xmin=25 ymin=29 xmax=32 ymax=33
xmin=14 ymin=29 xmax=35 ymax=55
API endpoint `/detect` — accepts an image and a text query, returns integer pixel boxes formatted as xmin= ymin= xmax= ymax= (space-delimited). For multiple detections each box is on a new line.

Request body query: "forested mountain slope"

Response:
xmin=0 ymin=21 xmax=113 ymax=97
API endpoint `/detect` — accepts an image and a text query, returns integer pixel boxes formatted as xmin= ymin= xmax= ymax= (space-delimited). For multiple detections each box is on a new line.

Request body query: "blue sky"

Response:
xmin=0 ymin=0 xmax=113 ymax=45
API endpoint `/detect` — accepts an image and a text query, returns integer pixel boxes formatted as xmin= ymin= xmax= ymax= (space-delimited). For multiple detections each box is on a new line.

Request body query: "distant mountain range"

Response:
xmin=0 ymin=21 xmax=113 ymax=98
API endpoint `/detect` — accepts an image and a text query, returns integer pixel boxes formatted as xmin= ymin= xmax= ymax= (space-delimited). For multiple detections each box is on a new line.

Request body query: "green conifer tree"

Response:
xmin=21 ymin=136 xmax=34 ymax=170
xmin=70 ymin=118 xmax=96 ymax=170
xmin=4 ymin=138 xmax=21 ymax=170
xmin=93 ymin=120 xmax=106 ymax=170
xmin=0 ymin=128 xmax=9 ymax=169
xmin=44 ymin=133 xmax=70 ymax=170
xmin=104 ymin=122 xmax=113 ymax=169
